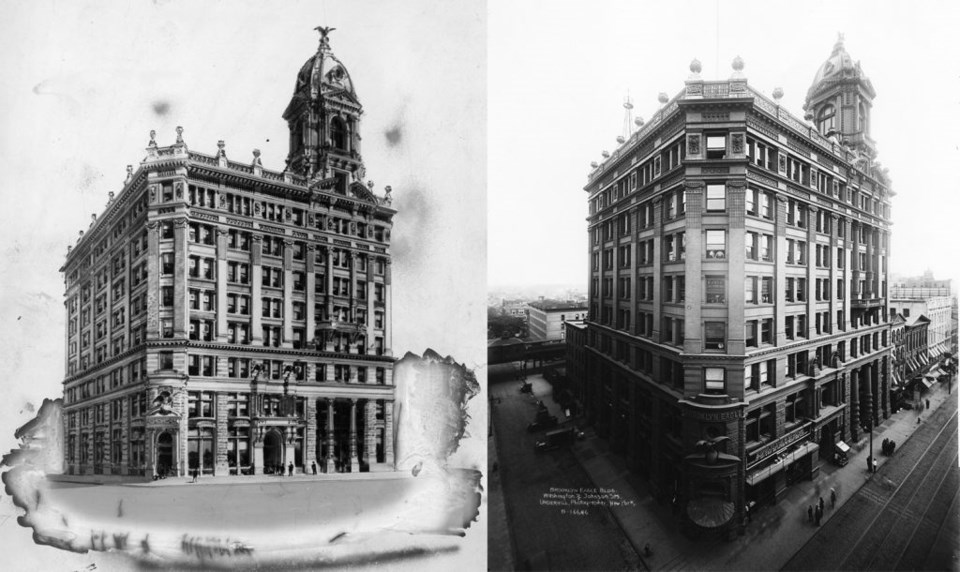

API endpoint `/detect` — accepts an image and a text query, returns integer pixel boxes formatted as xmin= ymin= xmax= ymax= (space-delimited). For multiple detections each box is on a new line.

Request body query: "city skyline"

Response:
xmin=489 ymin=0 xmax=960 ymax=289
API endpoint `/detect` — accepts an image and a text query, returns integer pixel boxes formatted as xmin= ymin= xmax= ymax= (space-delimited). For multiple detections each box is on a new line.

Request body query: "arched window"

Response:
xmin=330 ymin=117 xmax=347 ymax=151
xmin=817 ymin=104 xmax=836 ymax=135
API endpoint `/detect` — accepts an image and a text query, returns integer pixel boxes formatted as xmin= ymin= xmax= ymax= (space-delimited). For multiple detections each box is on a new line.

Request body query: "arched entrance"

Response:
xmin=263 ymin=430 xmax=284 ymax=474
xmin=157 ymin=432 xmax=174 ymax=477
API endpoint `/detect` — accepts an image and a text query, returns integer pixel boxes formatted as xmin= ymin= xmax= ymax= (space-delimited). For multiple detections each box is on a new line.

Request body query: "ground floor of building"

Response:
xmin=63 ymin=389 xmax=394 ymax=478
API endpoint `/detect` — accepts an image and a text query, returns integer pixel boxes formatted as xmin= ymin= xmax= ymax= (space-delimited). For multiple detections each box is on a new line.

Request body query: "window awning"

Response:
xmin=921 ymin=377 xmax=934 ymax=390
xmin=835 ymin=440 xmax=851 ymax=454
xmin=746 ymin=442 xmax=819 ymax=486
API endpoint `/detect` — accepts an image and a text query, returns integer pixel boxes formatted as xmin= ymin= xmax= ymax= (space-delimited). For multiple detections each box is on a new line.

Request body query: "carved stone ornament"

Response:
xmin=175 ymin=182 xmax=183 ymax=199
xmin=254 ymin=202 xmax=262 ymax=216
xmin=149 ymin=185 xmax=158 ymax=202
xmin=173 ymin=218 xmax=188 ymax=228
xmin=308 ymin=214 xmax=315 ymax=226
xmin=219 ymin=194 xmax=227 ymax=208
xmin=285 ymin=210 xmax=292 ymax=221
xmin=328 ymin=218 xmax=337 ymax=230
xmin=349 ymin=222 xmax=357 ymax=234
xmin=687 ymin=134 xmax=701 ymax=155
xmin=778 ymin=155 xmax=787 ymax=172
xmin=731 ymin=133 xmax=745 ymax=154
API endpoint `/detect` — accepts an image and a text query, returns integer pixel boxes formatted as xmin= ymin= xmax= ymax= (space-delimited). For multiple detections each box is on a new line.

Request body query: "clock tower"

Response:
xmin=283 ymin=27 xmax=365 ymax=191
xmin=804 ymin=34 xmax=877 ymax=160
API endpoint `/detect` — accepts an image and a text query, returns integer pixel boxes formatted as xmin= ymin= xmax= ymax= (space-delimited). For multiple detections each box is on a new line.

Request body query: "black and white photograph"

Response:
xmin=487 ymin=1 xmax=959 ymax=570
xmin=0 ymin=1 xmax=485 ymax=570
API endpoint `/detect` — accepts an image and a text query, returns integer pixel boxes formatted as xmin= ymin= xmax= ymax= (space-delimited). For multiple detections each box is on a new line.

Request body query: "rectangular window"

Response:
xmin=705 ymin=275 xmax=725 ymax=304
xmin=706 ymin=184 xmax=726 ymax=211
xmin=705 ymin=230 xmax=726 ymax=259
xmin=704 ymin=322 xmax=725 ymax=351
xmin=704 ymin=367 xmax=725 ymax=394
xmin=745 ymin=276 xmax=757 ymax=304
xmin=746 ymin=320 xmax=758 ymax=347
xmin=706 ymin=136 xmax=726 ymax=159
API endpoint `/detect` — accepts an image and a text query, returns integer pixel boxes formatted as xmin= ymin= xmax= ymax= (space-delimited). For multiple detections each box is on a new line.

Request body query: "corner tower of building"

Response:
xmin=804 ymin=34 xmax=877 ymax=160
xmin=283 ymin=27 xmax=365 ymax=186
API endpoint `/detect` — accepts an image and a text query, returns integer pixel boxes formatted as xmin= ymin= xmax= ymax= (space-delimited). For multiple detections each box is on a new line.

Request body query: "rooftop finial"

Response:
xmin=657 ymin=92 xmax=669 ymax=105
xmin=832 ymin=33 xmax=846 ymax=56
xmin=315 ymin=26 xmax=336 ymax=51
xmin=690 ymin=58 xmax=702 ymax=75
xmin=252 ymin=148 xmax=262 ymax=167
xmin=217 ymin=140 xmax=226 ymax=158
xmin=148 ymin=130 xmax=157 ymax=147
xmin=772 ymin=87 xmax=784 ymax=101
xmin=125 ymin=165 xmax=133 ymax=183
xmin=175 ymin=126 xmax=184 ymax=144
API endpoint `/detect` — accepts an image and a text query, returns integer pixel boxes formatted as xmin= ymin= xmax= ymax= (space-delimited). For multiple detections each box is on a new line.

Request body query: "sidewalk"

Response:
xmin=49 ymin=470 xmax=411 ymax=487
xmin=533 ymin=373 xmax=957 ymax=570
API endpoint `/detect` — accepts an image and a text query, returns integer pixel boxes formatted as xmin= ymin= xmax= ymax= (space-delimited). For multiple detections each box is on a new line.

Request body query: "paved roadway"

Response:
xmin=490 ymin=378 xmax=641 ymax=571
xmin=784 ymin=392 xmax=959 ymax=571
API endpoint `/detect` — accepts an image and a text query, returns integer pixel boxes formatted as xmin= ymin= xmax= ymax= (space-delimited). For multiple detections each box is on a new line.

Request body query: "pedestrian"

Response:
xmin=818 ymin=496 xmax=824 ymax=512
xmin=873 ymin=458 xmax=878 ymax=473
xmin=191 ymin=467 xmax=197 ymax=483
xmin=918 ymin=416 xmax=921 ymax=425
xmin=311 ymin=461 xmax=317 ymax=475
xmin=745 ymin=503 xmax=752 ymax=523
xmin=288 ymin=462 xmax=294 ymax=476
xmin=815 ymin=505 xmax=822 ymax=526
xmin=830 ymin=487 xmax=837 ymax=509
xmin=807 ymin=505 xmax=813 ymax=523
xmin=926 ymin=398 xmax=930 ymax=409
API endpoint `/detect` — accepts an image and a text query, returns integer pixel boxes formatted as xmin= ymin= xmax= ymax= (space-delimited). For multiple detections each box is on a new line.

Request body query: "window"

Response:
xmin=761 ymin=319 xmax=773 ymax=345
xmin=817 ymin=104 xmax=836 ymax=134
xmin=745 ymin=276 xmax=757 ymax=304
xmin=705 ymin=275 xmax=725 ymax=304
xmin=161 ymin=252 xmax=174 ymax=275
xmin=704 ymin=368 xmax=725 ymax=394
xmin=706 ymin=135 xmax=726 ymax=159
xmin=705 ymin=230 xmax=725 ymax=259
xmin=760 ymin=276 xmax=773 ymax=303
xmin=704 ymin=322 xmax=725 ymax=351
xmin=746 ymin=320 xmax=758 ymax=347
xmin=706 ymin=184 xmax=726 ymax=211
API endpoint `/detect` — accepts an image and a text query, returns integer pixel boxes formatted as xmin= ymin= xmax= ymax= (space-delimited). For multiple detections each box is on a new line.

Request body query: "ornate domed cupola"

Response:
xmin=803 ymin=34 xmax=877 ymax=160
xmin=283 ymin=26 xmax=365 ymax=189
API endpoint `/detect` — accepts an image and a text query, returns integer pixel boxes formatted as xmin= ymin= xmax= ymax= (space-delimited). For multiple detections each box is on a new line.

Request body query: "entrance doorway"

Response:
xmin=157 ymin=432 xmax=174 ymax=477
xmin=263 ymin=430 xmax=283 ymax=474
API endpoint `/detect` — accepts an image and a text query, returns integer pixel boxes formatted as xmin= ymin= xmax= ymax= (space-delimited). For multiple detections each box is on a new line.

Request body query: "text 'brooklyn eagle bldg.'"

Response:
xmin=578 ymin=38 xmax=893 ymax=538
xmin=61 ymin=31 xmax=398 ymax=479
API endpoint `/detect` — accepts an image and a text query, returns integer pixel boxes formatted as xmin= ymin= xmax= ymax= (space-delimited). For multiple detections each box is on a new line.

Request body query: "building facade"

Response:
xmin=525 ymin=299 xmax=588 ymax=341
xmin=61 ymin=32 xmax=398 ymax=479
xmin=889 ymin=296 xmax=953 ymax=364
xmin=579 ymin=39 xmax=893 ymax=538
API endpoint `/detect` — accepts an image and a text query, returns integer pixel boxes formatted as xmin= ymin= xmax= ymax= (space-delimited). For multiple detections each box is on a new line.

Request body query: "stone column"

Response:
xmin=384 ymin=259 xmax=393 ymax=355
xmin=252 ymin=433 xmax=264 ymax=476
xmin=282 ymin=239 xmax=294 ymax=347
xmin=325 ymin=248 xmax=335 ymax=322
xmin=364 ymin=400 xmax=376 ymax=468
xmin=215 ymin=393 xmax=229 ymax=475
xmin=726 ymin=181 xmax=747 ymax=356
xmin=215 ymin=228 xmax=229 ymax=341
xmin=651 ymin=196 xmax=663 ymax=342
xmin=146 ymin=222 xmax=162 ymax=341
xmin=806 ymin=206 xmax=818 ymax=338
xmin=774 ymin=196 xmax=789 ymax=345
xmin=829 ymin=213 xmax=840 ymax=333
xmin=850 ymin=368 xmax=860 ymax=441
xmin=349 ymin=398 xmax=360 ymax=472
xmin=305 ymin=398 xmax=317 ymax=470
xmin=325 ymin=398 xmax=335 ymax=473
xmin=284 ymin=427 xmax=296 ymax=474
xmin=306 ymin=245 xmax=317 ymax=346
xmin=842 ymin=218 xmax=853 ymax=330
xmin=683 ymin=182 xmax=703 ymax=353
xmin=385 ymin=399 xmax=395 ymax=468
xmin=880 ymin=355 xmax=890 ymax=419
xmin=173 ymin=218 xmax=189 ymax=337
xmin=251 ymin=235 xmax=264 ymax=344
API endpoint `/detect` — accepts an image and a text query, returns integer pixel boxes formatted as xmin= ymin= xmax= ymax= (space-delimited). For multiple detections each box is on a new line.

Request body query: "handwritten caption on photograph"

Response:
xmin=539 ymin=487 xmax=636 ymax=516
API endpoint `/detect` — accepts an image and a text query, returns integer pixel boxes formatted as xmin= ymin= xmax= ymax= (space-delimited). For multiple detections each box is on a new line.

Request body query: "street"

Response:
xmin=489 ymin=375 xmax=641 ymax=571
xmin=785 ymin=391 xmax=959 ymax=571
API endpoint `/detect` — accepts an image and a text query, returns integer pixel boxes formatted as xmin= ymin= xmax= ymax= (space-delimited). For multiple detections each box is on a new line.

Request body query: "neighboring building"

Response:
xmin=501 ymin=299 xmax=529 ymax=320
xmin=526 ymin=299 xmax=589 ymax=341
xmin=564 ymin=321 xmax=588 ymax=412
xmin=61 ymin=31 xmax=397 ymax=479
xmin=889 ymin=313 xmax=907 ymax=412
xmin=889 ymin=272 xmax=953 ymax=364
xmin=578 ymin=38 xmax=894 ymax=538
xmin=903 ymin=315 xmax=931 ymax=394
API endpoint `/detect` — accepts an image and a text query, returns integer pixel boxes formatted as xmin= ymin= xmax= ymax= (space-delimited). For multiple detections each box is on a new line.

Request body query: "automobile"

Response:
xmin=535 ymin=427 xmax=579 ymax=451
xmin=519 ymin=381 xmax=532 ymax=393
xmin=527 ymin=415 xmax=559 ymax=432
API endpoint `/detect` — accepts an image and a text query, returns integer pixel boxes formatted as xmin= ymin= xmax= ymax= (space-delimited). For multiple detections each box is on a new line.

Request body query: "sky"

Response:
xmin=488 ymin=0 xmax=960 ymax=290
xmin=0 ymin=0 xmax=484 ymax=569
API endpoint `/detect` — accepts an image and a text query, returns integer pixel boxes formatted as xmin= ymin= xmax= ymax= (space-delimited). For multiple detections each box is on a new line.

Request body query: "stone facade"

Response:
xmin=579 ymin=41 xmax=893 ymax=539
xmin=60 ymin=31 xmax=397 ymax=479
